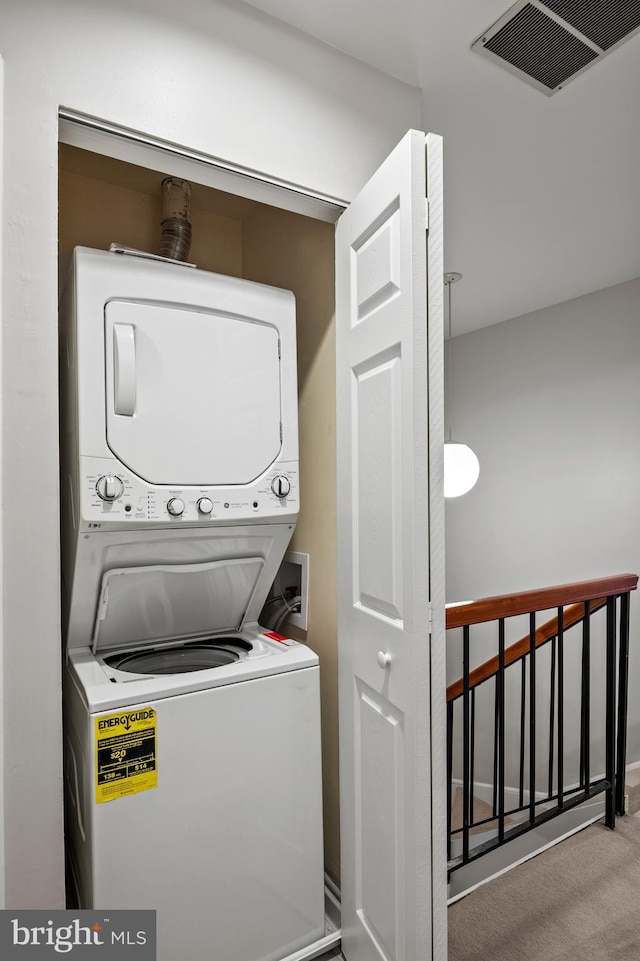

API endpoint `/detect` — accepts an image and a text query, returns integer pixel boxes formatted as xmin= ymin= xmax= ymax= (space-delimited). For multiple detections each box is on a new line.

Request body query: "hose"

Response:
xmin=159 ymin=177 xmax=192 ymax=262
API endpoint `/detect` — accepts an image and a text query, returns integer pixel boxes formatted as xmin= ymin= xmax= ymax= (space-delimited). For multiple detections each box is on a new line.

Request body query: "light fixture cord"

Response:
xmin=446 ymin=278 xmax=453 ymax=442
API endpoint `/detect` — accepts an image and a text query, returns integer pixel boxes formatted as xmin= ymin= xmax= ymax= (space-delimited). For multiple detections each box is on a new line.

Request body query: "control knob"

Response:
xmin=271 ymin=475 xmax=291 ymax=499
xmin=96 ymin=474 xmax=124 ymax=501
xmin=167 ymin=497 xmax=185 ymax=516
xmin=197 ymin=497 xmax=213 ymax=515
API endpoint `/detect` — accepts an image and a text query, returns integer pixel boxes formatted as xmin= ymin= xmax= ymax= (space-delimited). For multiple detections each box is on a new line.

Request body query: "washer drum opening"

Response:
xmin=104 ymin=637 xmax=252 ymax=675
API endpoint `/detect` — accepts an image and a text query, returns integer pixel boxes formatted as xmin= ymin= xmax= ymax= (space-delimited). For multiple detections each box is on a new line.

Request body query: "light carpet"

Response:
xmin=448 ymin=812 xmax=640 ymax=960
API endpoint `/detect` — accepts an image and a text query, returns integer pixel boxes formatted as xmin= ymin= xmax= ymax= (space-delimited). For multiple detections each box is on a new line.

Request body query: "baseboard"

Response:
xmin=448 ymin=796 xmax=605 ymax=904
xmin=451 ymin=776 xmax=604 ymax=809
xmin=323 ymin=873 xmax=341 ymax=931
xmin=280 ymin=878 xmax=341 ymax=961
xmin=281 ymin=931 xmax=342 ymax=961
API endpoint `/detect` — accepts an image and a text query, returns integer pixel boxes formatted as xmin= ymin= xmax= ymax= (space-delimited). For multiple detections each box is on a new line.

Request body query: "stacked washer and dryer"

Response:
xmin=60 ymin=247 xmax=325 ymax=961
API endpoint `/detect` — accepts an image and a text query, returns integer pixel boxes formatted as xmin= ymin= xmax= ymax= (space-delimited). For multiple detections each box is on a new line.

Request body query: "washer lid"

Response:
xmin=91 ymin=557 xmax=265 ymax=654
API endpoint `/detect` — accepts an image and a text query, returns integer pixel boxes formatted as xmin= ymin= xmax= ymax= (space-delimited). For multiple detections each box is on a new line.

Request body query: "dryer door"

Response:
xmin=104 ymin=300 xmax=282 ymax=486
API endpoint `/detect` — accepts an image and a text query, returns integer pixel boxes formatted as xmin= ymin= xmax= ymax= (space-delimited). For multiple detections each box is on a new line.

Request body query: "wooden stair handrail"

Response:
xmin=446 ymin=598 xmax=607 ymax=703
xmin=446 ymin=574 xmax=638 ymax=630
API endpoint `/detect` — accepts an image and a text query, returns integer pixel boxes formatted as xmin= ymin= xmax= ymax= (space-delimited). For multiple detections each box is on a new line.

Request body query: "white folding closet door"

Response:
xmin=336 ymin=130 xmax=445 ymax=961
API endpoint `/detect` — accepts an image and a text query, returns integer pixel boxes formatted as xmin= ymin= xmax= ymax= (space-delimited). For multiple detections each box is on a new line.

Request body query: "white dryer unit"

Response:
xmin=60 ymin=247 xmax=301 ymax=648
xmin=60 ymin=248 xmax=324 ymax=961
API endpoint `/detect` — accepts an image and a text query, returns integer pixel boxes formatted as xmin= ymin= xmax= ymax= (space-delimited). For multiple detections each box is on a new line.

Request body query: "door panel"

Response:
xmin=356 ymin=681 xmax=405 ymax=961
xmin=354 ymin=350 xmax=403 ymax=622
xmin=352 ymin=201 xmax=401 ymax=322
xmin=336 ymin=130 xmax=446 ymax=961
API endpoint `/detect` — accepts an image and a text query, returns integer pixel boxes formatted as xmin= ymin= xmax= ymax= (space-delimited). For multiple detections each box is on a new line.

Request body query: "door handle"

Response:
xmin=377 ymin=651 xmax=392 ymax=669
xmin=113 ymin=324 xmax=136 ymax=416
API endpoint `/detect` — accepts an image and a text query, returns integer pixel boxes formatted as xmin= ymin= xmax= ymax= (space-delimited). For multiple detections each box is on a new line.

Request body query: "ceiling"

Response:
xmin=241 ymin=0 xmax=640 ymax=334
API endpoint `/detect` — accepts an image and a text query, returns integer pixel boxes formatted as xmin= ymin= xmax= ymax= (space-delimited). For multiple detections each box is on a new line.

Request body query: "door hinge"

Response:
xmin=425 ymin=197 xmax=429 ymax=230
xmin=428 ymin=600 xmax=433 ymax=634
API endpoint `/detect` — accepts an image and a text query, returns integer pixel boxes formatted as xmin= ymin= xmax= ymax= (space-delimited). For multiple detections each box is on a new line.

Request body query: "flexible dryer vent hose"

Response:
xmin=159 ymin=177 xmax=192 ymax=261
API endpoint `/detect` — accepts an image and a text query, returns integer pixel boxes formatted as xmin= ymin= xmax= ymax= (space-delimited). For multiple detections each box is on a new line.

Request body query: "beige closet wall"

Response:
xmin=58 ymin=148 xmax=243 ymax=277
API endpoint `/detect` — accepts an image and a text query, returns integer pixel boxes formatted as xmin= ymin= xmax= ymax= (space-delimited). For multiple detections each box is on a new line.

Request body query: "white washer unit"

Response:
xmin=60 ymin=248 xmax=324 ymax=961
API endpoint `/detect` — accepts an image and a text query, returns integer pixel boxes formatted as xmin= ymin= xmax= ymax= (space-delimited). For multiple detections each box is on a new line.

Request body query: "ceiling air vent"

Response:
xmin=472 ymin=0 xmax=640 ymax=95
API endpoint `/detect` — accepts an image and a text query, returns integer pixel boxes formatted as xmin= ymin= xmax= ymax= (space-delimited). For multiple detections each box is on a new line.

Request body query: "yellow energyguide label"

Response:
xmin=95 ymin=707 xmax=157 ymax=803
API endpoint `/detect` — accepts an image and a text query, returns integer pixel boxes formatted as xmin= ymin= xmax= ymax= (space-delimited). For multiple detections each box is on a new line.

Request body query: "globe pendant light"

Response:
xmin=444 ymin=272 xmax=479 ymax=498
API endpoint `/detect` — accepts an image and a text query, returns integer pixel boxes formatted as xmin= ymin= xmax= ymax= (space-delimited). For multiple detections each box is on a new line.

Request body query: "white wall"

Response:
xmin=0 ymin=0 xmax=420 ymax=907
xmin=445 ymin=278 xmax=640 ymax=782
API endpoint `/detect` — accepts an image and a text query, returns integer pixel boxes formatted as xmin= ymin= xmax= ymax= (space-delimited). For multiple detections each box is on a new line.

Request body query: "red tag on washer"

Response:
xmin=264 ymin=631 xmax=288 ymax=642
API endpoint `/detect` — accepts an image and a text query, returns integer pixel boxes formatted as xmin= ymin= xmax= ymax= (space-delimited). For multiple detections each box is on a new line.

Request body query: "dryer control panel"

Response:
xmin=78 ymin=456 xmax=299 ymax=530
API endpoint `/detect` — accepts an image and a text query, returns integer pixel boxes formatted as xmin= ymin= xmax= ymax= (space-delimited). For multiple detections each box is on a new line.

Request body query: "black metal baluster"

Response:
xmin=470 ymin=688 xmax=476 ymax=828
xmin=581 ymin=602 xmax=591 ymax=792
xmin=548 ymin=635 xmax=556 ymax=799
xmin=557 ymin=606 xmax=564 ymax=813
xmin=463 ymin=626 xmax=470 ymax=863
xmin=492 ymin=674 xmax=499 ymax=819
xmin=529 ymin=611 xmax=536 ymax=823
xmin=447 ymin=700 xmax=454 ymax=861
xmin=605 ymin=595 xmax=617 ymax=828
xmin=519 ymin=658 xmax=526 ymax=810
xmin=498 ymin=618 xmax=506 ymax=843
xmin=616 ymin=591 xmax=631 ymax=816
